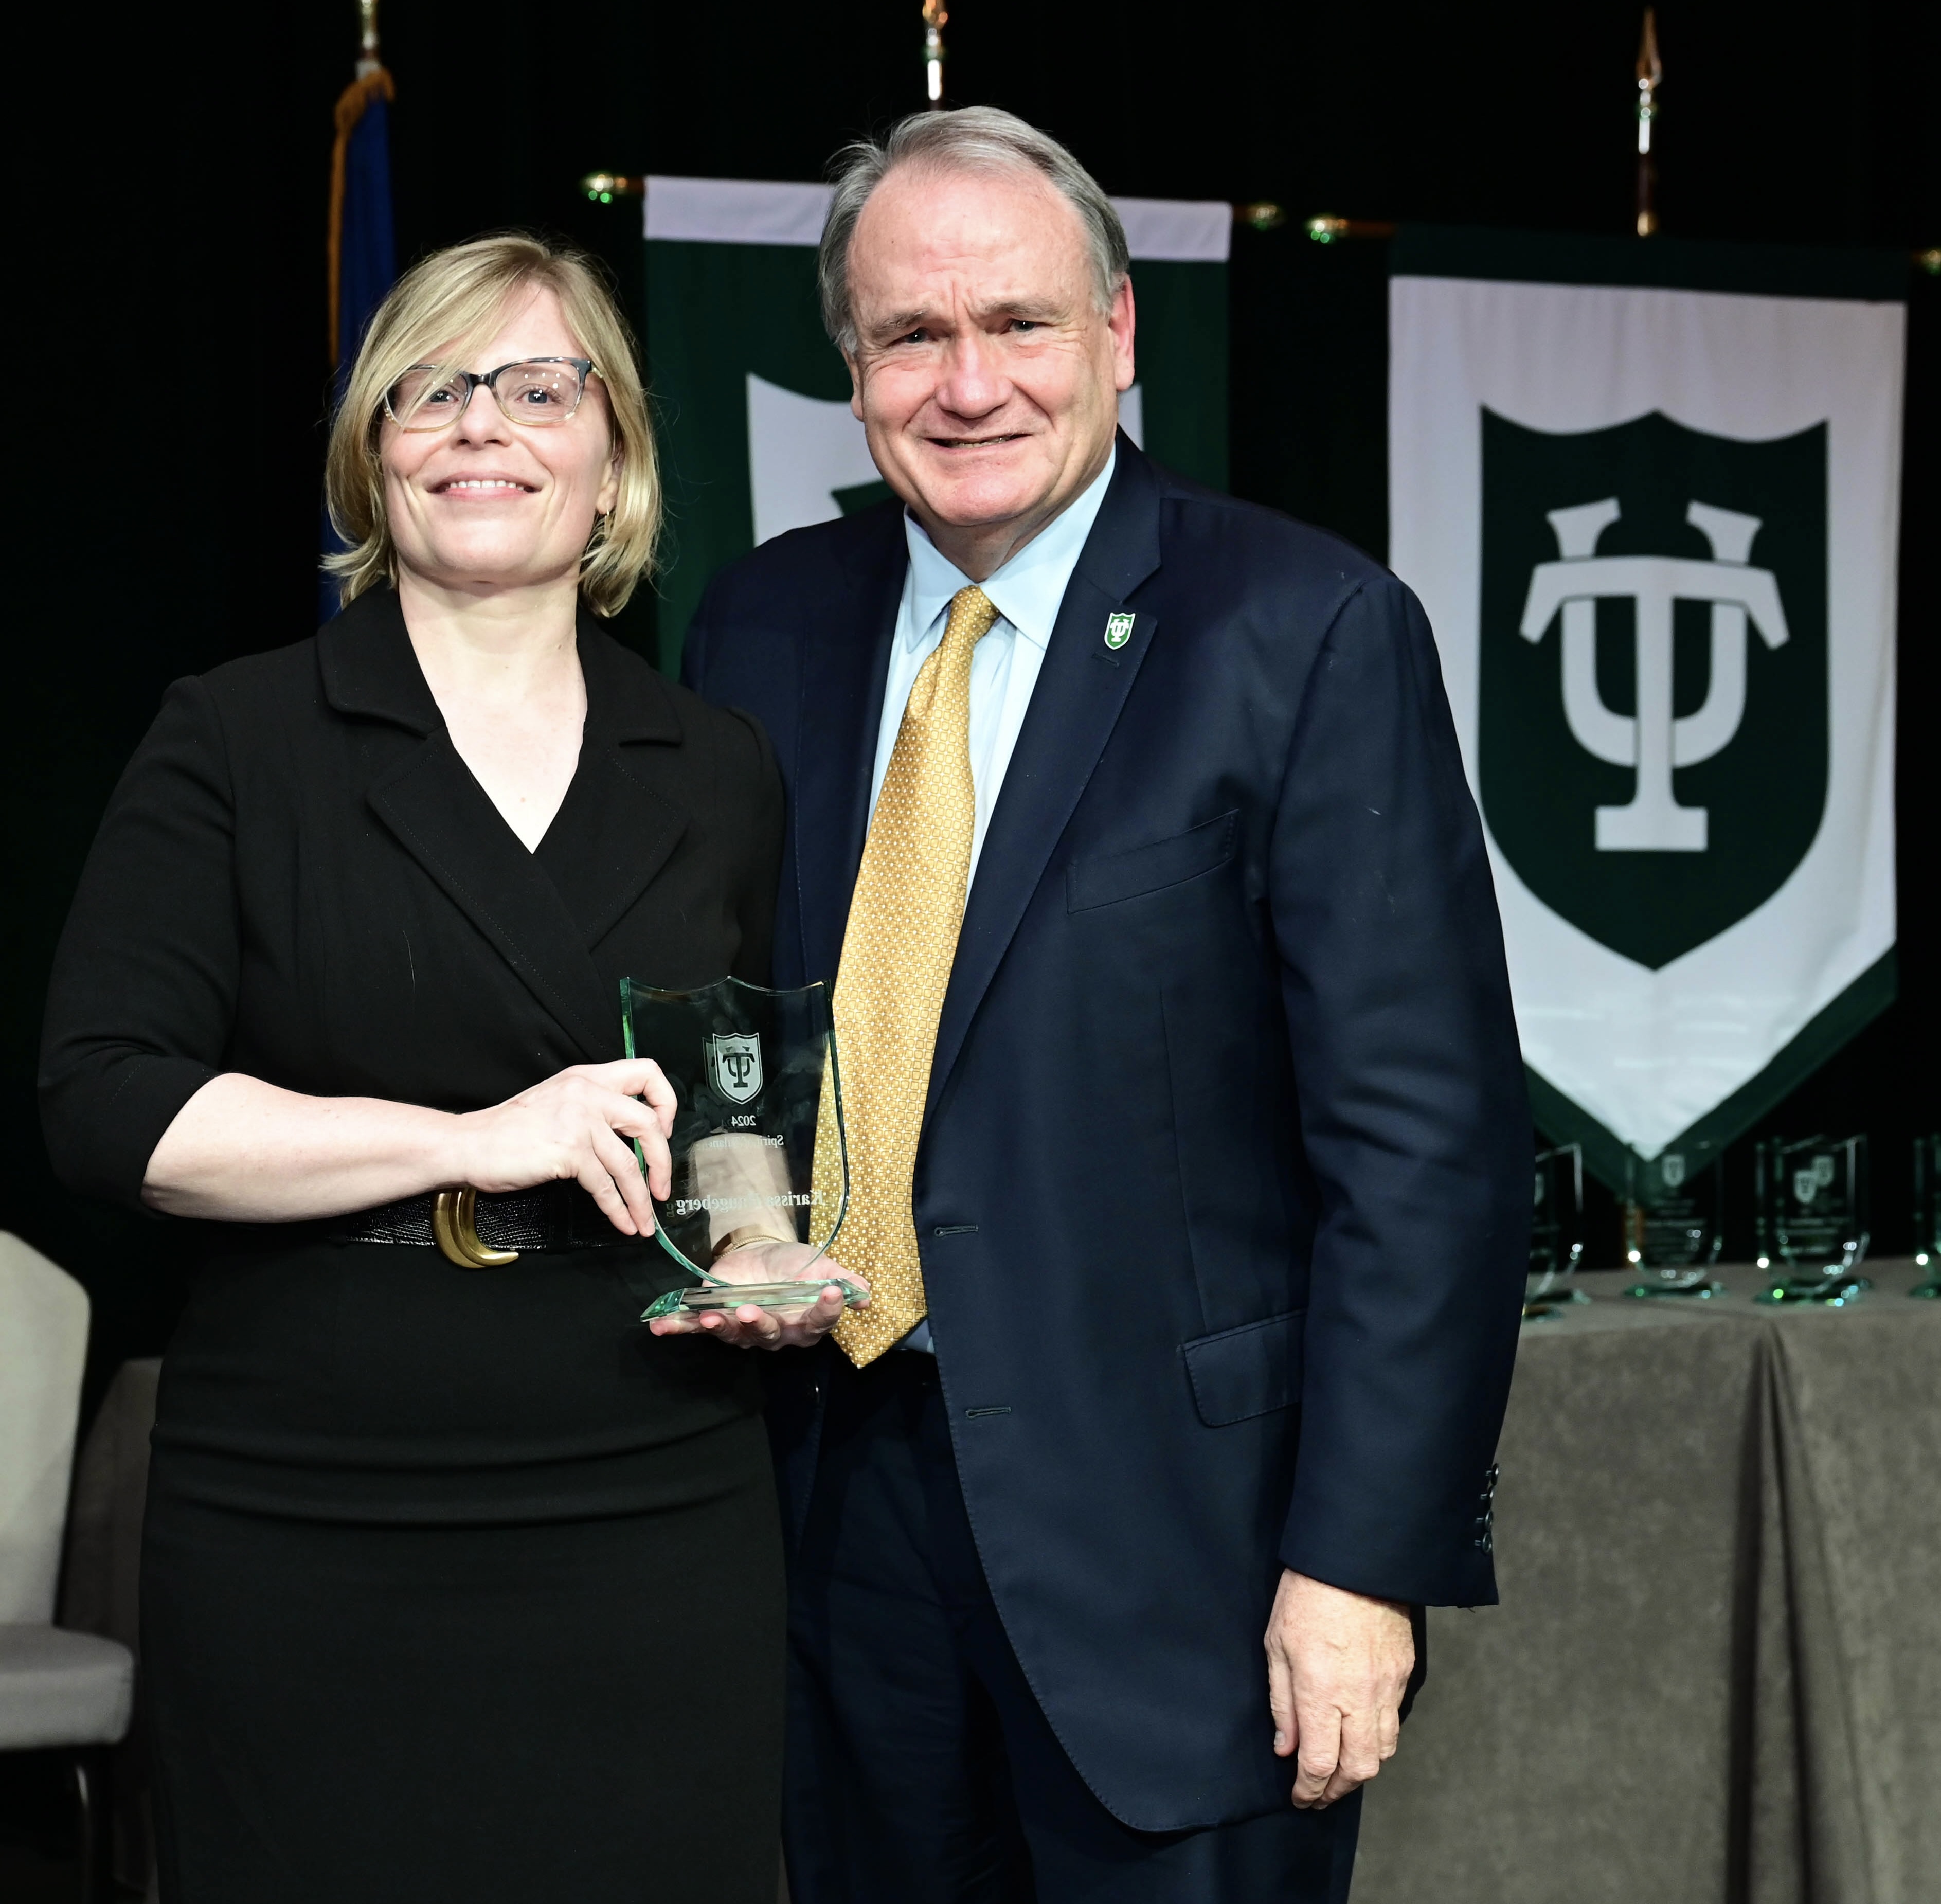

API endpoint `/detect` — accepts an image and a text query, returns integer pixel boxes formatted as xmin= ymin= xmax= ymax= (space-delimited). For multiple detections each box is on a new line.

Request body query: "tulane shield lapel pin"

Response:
xmin=1103 ymin=612 xmax=1135 ymax=650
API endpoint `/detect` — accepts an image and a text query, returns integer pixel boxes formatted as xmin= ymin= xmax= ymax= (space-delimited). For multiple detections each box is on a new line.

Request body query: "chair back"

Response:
xmin=0 ymin=1233 xmax=91 ymax=1623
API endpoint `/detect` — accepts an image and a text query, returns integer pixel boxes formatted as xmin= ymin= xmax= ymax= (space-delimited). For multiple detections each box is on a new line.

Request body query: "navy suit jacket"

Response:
xmin=682 ymin=438 xmax=1529 ymax=1830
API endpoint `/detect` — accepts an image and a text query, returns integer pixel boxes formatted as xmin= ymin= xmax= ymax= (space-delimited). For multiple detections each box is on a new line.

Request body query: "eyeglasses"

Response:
xmin=383 ymin=356 xmax=601 ymax=431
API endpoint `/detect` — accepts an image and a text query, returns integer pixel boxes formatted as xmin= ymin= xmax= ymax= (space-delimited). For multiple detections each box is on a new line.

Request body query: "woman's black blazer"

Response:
xmin=38 ymin=586 xmax=783 ymax=1518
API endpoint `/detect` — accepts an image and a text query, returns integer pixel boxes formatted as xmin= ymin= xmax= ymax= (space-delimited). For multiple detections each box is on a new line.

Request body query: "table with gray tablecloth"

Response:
xmin=1354 ymin=1260 xmax=1939 ymax=1904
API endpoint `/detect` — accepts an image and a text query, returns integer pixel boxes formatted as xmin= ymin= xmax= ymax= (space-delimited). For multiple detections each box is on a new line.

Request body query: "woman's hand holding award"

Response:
xmin=622 ymin=977 xmax=867 ymax=1335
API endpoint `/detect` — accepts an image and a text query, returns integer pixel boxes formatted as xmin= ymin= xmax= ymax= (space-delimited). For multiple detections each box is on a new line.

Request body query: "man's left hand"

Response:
xmin=643 ymin=1241 xmax=868 ymax=1350
xmin=1265 ymin=1568 xmax=1414 ymax=1809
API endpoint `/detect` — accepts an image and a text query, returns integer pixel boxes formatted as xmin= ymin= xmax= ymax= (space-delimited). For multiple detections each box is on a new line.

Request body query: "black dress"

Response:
xmin=39 ymin=589 xmax=788 ymax=1903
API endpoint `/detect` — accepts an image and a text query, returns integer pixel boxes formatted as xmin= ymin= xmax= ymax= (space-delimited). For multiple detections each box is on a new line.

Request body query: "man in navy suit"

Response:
xmin=681 ymin=105 xmax=1529 ymax=1903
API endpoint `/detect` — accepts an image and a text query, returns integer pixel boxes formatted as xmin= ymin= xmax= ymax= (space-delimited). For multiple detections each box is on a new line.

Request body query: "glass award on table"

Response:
xmin=1755 ymin=1133 xmax=1871 ymax=1306
xmin=619 ymin=977 xmax=864 ymax=1321
xmin=1915 ymin=1134 xmax=1940 ymax=1300
xmin=1524 ymin=1143 xmax=1588 ymax=1320
xmin=1623 ymin=1141 xmax=1724 ymax=1298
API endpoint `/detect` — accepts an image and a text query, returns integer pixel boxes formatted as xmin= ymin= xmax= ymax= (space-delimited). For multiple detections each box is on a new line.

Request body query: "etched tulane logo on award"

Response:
xmin=1479 ymin=409 xmax=1827 ymax=971
xmin=706 ymin=1031 xmax=763 ymax=1105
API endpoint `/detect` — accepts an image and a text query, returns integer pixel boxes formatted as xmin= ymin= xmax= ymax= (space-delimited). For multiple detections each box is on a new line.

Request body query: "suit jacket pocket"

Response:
xmin=1066 ymin=810 xmax=1239 ymax=912
xmin=1180 ymin=1309 xmax=1306 ymax=1427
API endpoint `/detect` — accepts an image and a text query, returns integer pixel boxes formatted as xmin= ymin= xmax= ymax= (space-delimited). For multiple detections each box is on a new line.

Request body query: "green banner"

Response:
xmin=642 ymin=177 xmax=1229 ymax=674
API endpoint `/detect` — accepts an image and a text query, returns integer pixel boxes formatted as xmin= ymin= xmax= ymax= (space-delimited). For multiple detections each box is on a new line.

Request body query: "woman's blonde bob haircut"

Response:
xmin=324 ymin=234 xmax=660 ymax=617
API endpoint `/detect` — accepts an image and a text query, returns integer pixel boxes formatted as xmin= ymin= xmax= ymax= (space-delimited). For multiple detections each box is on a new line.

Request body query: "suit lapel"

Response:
xmin=368 ymin=740 xmax=624 ymax=1062
xmin=320 ymin=590 xmax=640 ymax=1065
xmin=792 ymin=509 xmax=905 ymax=987
xmin=538 ymin=620 xmax=689 ymax=951
xmin=926 ymin=443 xmax=1165 ymax=1116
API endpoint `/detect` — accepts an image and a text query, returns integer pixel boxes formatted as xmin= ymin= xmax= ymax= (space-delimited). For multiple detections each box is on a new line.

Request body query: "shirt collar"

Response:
xmin=902 ymin=448 xmax=1118 ymax=652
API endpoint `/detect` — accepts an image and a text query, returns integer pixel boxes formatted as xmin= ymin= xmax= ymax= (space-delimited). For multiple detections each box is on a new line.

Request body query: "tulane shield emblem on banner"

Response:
xmin=1480 ymin=410 xmax=1828 ymax=970
xmin=1388 ymin=257 xmax=1901 ymax=1180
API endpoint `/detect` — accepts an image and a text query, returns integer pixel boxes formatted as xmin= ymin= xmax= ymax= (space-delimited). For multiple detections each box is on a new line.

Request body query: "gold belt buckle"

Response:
xmin=431 ymin=1188 xmax=519 ymax=1269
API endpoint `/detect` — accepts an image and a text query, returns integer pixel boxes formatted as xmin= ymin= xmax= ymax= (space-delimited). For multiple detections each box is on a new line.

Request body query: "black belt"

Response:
xmin=329 ymin=1183 xmax=626 ymax=1267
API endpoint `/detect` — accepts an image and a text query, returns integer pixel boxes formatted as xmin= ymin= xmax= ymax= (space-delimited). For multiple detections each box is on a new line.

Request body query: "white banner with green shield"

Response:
xmin=642 ymin=175 xmax=1230 ymax=673
xmin=1388 ymin=229 xmax=1906 ymax=1190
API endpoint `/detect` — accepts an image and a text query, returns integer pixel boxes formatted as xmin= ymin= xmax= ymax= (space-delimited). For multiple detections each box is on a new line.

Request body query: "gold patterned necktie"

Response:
xmin=817 ymin=584 xmax=1000 ymax=1366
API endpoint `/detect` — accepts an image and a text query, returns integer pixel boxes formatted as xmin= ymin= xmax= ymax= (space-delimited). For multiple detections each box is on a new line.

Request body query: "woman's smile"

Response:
xmin=431 ymin=475 xmax=537 ymax=495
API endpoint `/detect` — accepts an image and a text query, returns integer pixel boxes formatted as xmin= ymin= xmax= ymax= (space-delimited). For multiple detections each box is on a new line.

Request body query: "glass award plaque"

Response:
xmin=1913 ymin=1134 xmax=1940 ymax=1300
xmin=619 ymin=977 xmax=863 ymax=1320
xmin=1524 ymin=1143 xmax=1588 ymax=1320
xmin=1624 ymin=1141 xmax=1724 ymax=1298
xmin=1755 ymin=1133 xmax=1870 ymax=1306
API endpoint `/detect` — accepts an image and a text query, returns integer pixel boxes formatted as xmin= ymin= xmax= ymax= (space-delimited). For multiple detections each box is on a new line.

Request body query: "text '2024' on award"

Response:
xmin=620 ymin=977 xmax=865 ymax=1320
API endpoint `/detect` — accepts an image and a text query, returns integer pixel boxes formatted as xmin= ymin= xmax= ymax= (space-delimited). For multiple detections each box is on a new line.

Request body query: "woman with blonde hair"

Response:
xmin=40 ymin=235 xmax=847 ymax=1901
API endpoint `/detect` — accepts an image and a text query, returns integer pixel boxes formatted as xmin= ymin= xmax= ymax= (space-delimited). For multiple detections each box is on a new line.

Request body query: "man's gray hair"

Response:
xmin=818 ymin=106 xmax=1129 ymax=353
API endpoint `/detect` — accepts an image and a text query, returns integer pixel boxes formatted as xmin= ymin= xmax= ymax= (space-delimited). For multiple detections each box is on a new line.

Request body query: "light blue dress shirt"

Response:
xmin=867 ymin=452 xmax=1117 ymax=1351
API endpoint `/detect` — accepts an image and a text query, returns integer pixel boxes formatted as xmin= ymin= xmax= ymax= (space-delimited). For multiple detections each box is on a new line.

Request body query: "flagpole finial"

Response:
xmin=356 ymin=0 xmax=382 ymax=79
xmin=1634 ymin=7 xmax=1662 ymax=236
xmin=922 ymin=1 xmax=948 ymax=107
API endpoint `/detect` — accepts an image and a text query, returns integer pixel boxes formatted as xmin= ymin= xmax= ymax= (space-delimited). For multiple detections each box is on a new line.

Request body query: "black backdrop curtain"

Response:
xmin=6 ymin=0 xmax=1932 ymax=1411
